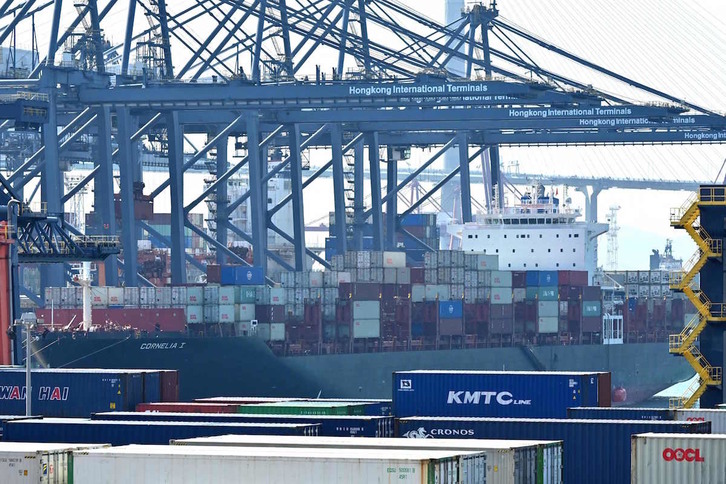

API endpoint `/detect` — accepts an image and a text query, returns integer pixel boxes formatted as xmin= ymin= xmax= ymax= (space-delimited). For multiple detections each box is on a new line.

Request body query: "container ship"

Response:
xmin=27 ymin=190 xmax=693 ymax=403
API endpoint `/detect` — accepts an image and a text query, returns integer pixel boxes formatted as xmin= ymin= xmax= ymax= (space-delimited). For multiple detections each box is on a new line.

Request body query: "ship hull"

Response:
xmin=31 ymin=334 xmax=691 ymax=404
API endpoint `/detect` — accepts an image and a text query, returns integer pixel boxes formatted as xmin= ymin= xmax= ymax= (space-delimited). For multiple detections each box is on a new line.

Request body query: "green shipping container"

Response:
xmin=526 ymin=287 xmax=539 ymax=300
xmin=538 ymin=286 xmax=558 ymax=301
xmin=237 ymin=286 xmax=258 ymax=303
xmin=237 ymin=401 xmax=367 ymax=416
xmin=583 ymin=301 xmax=602 ymax=317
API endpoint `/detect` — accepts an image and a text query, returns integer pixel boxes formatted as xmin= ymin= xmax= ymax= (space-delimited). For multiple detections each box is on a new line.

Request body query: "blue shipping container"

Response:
xmin=0 ymin=369 xmax=145 ymax=417
xmin=0 ymin=415 xmax=40 ymax=440
xmin=526 ymin=271 xmax=539 ymax=287
xmin=438 ymin=301 xmax=463 ymax=319
xmin=220 ymin=265 xmax=236 ymax=285
xmin=567 ymin=407 xmax=676 ymax=421
xmin=5 ymin=418 xmax=320 ymax=445
xmin=236 ymin=267 xmax=264 ymax=285
xmin=400 ymin=214 xmax=430 ymax=227
xmin=538 ymin=270 xmax=558 ymax=286
xmin=393 ymin=370 xmax=610 ymax=418
xmin=142 ymin=371 xmax=161 ymax=404
xmin=396 ymin=417 xmax=710 ymax=484
xmin=92 ymin=412 xmax=392 ymax=438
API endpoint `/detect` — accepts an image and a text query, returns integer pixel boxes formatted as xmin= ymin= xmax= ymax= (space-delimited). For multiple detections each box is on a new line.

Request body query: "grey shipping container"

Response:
xmin=631 ymin=433 xmax=726 ymax=484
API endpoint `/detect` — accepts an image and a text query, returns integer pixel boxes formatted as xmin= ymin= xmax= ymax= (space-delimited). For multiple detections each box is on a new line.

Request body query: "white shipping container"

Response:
xmin=477 ymin=287 xmax=490 ymax=301
xmin=450 ymin=284 xmax=465 ymax=299
xmin=0 ymin=442 xmax=108 ymax=484
xmin=107 ymin=287 xmax=124 ymax=306
xmin=256 ymin=323 xmax=271 ymax=341
xmin=538 ymin=317 xmax=559 ymax=334
xmin=218 ymin=304 xmax=237 ymax=323
xmin=397 ymin=268 xmax=411 ymax=284
xmin=632 ymin=433 xmax=726 ymax=484
xmin=538 ymin=301 xmax=559 ymax=318
xmin=155 ymin=287 xmax=172 ymax=307
xmin=336 ymin=272 xmax=352 ymax=284
xmin=171 ymin=286 xmax=186 ymax=305
xmin=674 ymin=409 xmax=726 ymax=433
xmin=123 ymin=287 xmax=139 ymax=306
xmin=650 ymin=285 xmax=662 ymax=298
xmin=425 ymin=285 xmax=450 ymax=300
xmin=90 ymin=286 xmax=108 ymax=307
xmin=490 ymin=287 xmax=513 ymax=305
xmin=478 ymin=271 xmax=491 ymax=286
xmin=639 ymin=271 xmax=650 ymax=283
xmin=353 ymin=319 xmax=380 ymax=338
xmin=218 ymin=286 xmax=236 ymax=304
xmin=204 ymin=285 xmax=219 ymax=304
xmin=171 ymin=435 xmax=562 ymax=484
xmin=491 ymin=271 xmax=513 ymax=288
xmin=382 ymin=251 xmax=406 ymax=268
xmin=185 ymin=305 xmax=203 ymax=324
xmin=639 ymin=285 xmax=650 ymax=297
xmin=270 ymin=322 xmax=286 ymax=341
xmin=186 ymin=286 xmax=204 ymax=305
xmin=309 ymin=271 xmax=323 ymax=287
xmin=513 ymin=288 xmax=526 ymax=303
xmin=237 ymin=303 xmax=255 ymax=321
xmin=476 ymin=254 xmax=499 ymax=270
xmin=71 ymin=445 xmax=493 ymax=484
xmin=383 ymin=268 xmax=397 ymax=283
xmin=627 ymin=271 xmax=639 ymax=283
xmin=353 ymin=300 xmax=380 ymax=319
xmin=269 ymin=287 xmax=287 ymax=305
xmin=411 ymin=284 xmax=426 ymax=303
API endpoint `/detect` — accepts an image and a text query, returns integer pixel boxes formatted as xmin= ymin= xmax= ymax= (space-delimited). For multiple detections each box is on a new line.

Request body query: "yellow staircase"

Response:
xmin=668 ymin=187 xmax=726 ymax=409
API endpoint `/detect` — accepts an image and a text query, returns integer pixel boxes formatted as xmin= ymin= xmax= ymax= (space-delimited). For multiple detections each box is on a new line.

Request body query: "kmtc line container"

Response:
xmin=92 ymin=411 xmax=393 ymax=438
xmin=236 ymin=401 xmax=368 ymax=416
xmin=396 ymin=417 xmax=710 ymax=484
xmin=568 ymin=407 xmax=726 ymax=432
xmin=393 ymin=370 xmax=611 ymax=418
xmin=4 ymin=418 xmax=320 ymax=445
xmin=71 ymin=445 xmax=489 ymax=484
xmin=631 ymin=433 xmax=725 ymax=484
xmin=0 ymin=368 xmax=148 ymax=417
xmin=0 ymin=442 xmax=109 ymax=484
xmin=171 ymin=435 xmax=563 ymax=484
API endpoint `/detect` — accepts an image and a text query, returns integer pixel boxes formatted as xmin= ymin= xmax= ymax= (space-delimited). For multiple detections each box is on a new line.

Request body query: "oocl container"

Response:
xmin=5 ymin=418 xmax=320 ymax=445
xmin=632 ymin=433 xmax=726 ymax=484
xmin=396 ymin=417 xmax=710 ymax=484
xmin=170 ymin=435 xmax=563 ymax=484
xmin=0 ymin=442 xmax=109 ymax=484
xmin=71 ymin=445 xmax=491 ymax=484
xmin=93 ymin=411 xmax=393 ymax=438
xmin=393 ymin=370 xmax=611 ymax=418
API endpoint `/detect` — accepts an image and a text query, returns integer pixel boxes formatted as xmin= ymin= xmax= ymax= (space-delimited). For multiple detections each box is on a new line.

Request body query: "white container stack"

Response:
xmin=632 ymin=433 xmax=724 ymax=484
xmin=0 ymin=442 xmax=108 ymax=484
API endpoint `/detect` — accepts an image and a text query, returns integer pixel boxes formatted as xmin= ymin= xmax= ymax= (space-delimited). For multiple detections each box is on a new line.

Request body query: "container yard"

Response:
xmin=0 ymin=0 xmax=723 ymax=482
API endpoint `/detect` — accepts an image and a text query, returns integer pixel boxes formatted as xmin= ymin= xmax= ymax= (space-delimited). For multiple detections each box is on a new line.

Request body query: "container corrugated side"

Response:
xmin=92 ymin=411 xmax=393 ymax=437
xmin=632 ymin=433 xmax=726 ymax=484
xmin=4 ymin=418 xmax=320 ymax=445
xmin=393 ymin=370 xmax=607 ymax=418
xmin=71 ymin=446 xmax=487 ymax=484
xmin=170 ymin=435 xmax=563 ymax=484
xmin=396 ymin=417 xmax=710 ymax=484
xmin=236 ymin=401 xmax=367 ymax=416
xmin=674 ymin=409 xmax=726 ymax=433
xmin=567 ymin=407 xmax=676 ymax=421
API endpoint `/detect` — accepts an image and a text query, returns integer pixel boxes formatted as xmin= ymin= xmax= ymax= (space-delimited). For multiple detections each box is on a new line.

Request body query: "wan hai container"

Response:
xmin=396 ymin=417 xmax=710 ymax=484
xmin=0 ymin=442 xmax=109 ymax=484
xmin=71 ymin=445 xmax=488 ymax=484
xmin=171 ymin=435 xmax=563 ymax=484
xmin=632 ymin=433 xmax=726 ymax=484
xmin=393 ymin=370 xmax=611 ymax=418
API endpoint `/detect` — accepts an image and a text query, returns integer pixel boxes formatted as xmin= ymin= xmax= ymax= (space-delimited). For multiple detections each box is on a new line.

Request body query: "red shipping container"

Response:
xmin=464 ymin=304 xmax=479 ymax=323
xmin=397 ymin=284 xmax=412 ymax=299
xmin=478 ymin=303 xmax=490 ymax=322
xmin=352 ymin=283 xmax=381 ymax=300
xmin=582 ymin=286 xmax=602 ymax=300
xmin=512 ymin=272 xmax=527 ymax=289
xmin=159 ymin=370 xmax=179 ymax=402
xmin=338 ymin=283 xmax=353 ymax=300
xmin=567 ymin=286 xmax=583 ymax=300
xmin=514 ymin=302 xmax=527 ymax=321
xmin=490 ymin=304 xmax=513 ymax=319
xmin=490 ymin=318 xmax=513 ymax=335
xmin=206 ymin=264 xmax=221 ymax=284
xmin=410 ymin=268 xmax=425 ymax=284
xmin=582 ymin=316 xmax=601 ymax=333
xmin=411 ymin=302 xmax=425 ymax=322
xmin=568 ymin=303 xmax=581 ymax=321
xmin=439 ymin=318 xmax=463 ymax=336
xmin=135 ymin=402 xmax=239 ymax=413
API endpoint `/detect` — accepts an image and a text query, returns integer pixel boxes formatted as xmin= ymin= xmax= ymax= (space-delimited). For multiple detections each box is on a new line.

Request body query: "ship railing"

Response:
xmin=669 ymin=377 xmax=704 ymax=410
xmin=670 ymin=193 xmax=698 ymax=223
xmin=699 ymin=186 xmax=726 ymax=204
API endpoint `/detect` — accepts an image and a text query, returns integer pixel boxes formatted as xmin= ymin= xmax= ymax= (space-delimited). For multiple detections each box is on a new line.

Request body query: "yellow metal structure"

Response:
xmin=668 ymin=187 xmax=726 ymax=409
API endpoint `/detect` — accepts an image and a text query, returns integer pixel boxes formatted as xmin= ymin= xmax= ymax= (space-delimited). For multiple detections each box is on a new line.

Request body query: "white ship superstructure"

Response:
xmin=450 ymin=184 xmax=608 ymax=279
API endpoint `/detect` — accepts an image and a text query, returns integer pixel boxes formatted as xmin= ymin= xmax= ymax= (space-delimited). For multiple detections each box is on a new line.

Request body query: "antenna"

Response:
xmin=606 ymin=205 xmax=621 ymax=270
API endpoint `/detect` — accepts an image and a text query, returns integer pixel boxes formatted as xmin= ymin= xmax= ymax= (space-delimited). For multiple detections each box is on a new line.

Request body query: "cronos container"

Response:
xmin=393 ymin=370 xmax=611 ymax=418
xmin=92 ymin=411 xmax=393 ymax=438
xmin=170 ymin=435 xmax=563 ymax=484
xmin=71 ymin=445 xmax=488 ymax=484
xmin=4 ymin=418 xmax=320 ymax=445
xmin=396 ymin=417 xmax=710 ymax=484
xmin=0 ymin=368 xmax=144 ymax=417
xmin=0 ymin=442 xmax=109 ymax=484
xmin=631 ymin=433 xmax=726 ymax=484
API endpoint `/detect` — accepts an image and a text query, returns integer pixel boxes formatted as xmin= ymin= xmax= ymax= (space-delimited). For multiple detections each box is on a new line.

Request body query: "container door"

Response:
xmin=597 ymin=373 xmax=612 ymax=407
